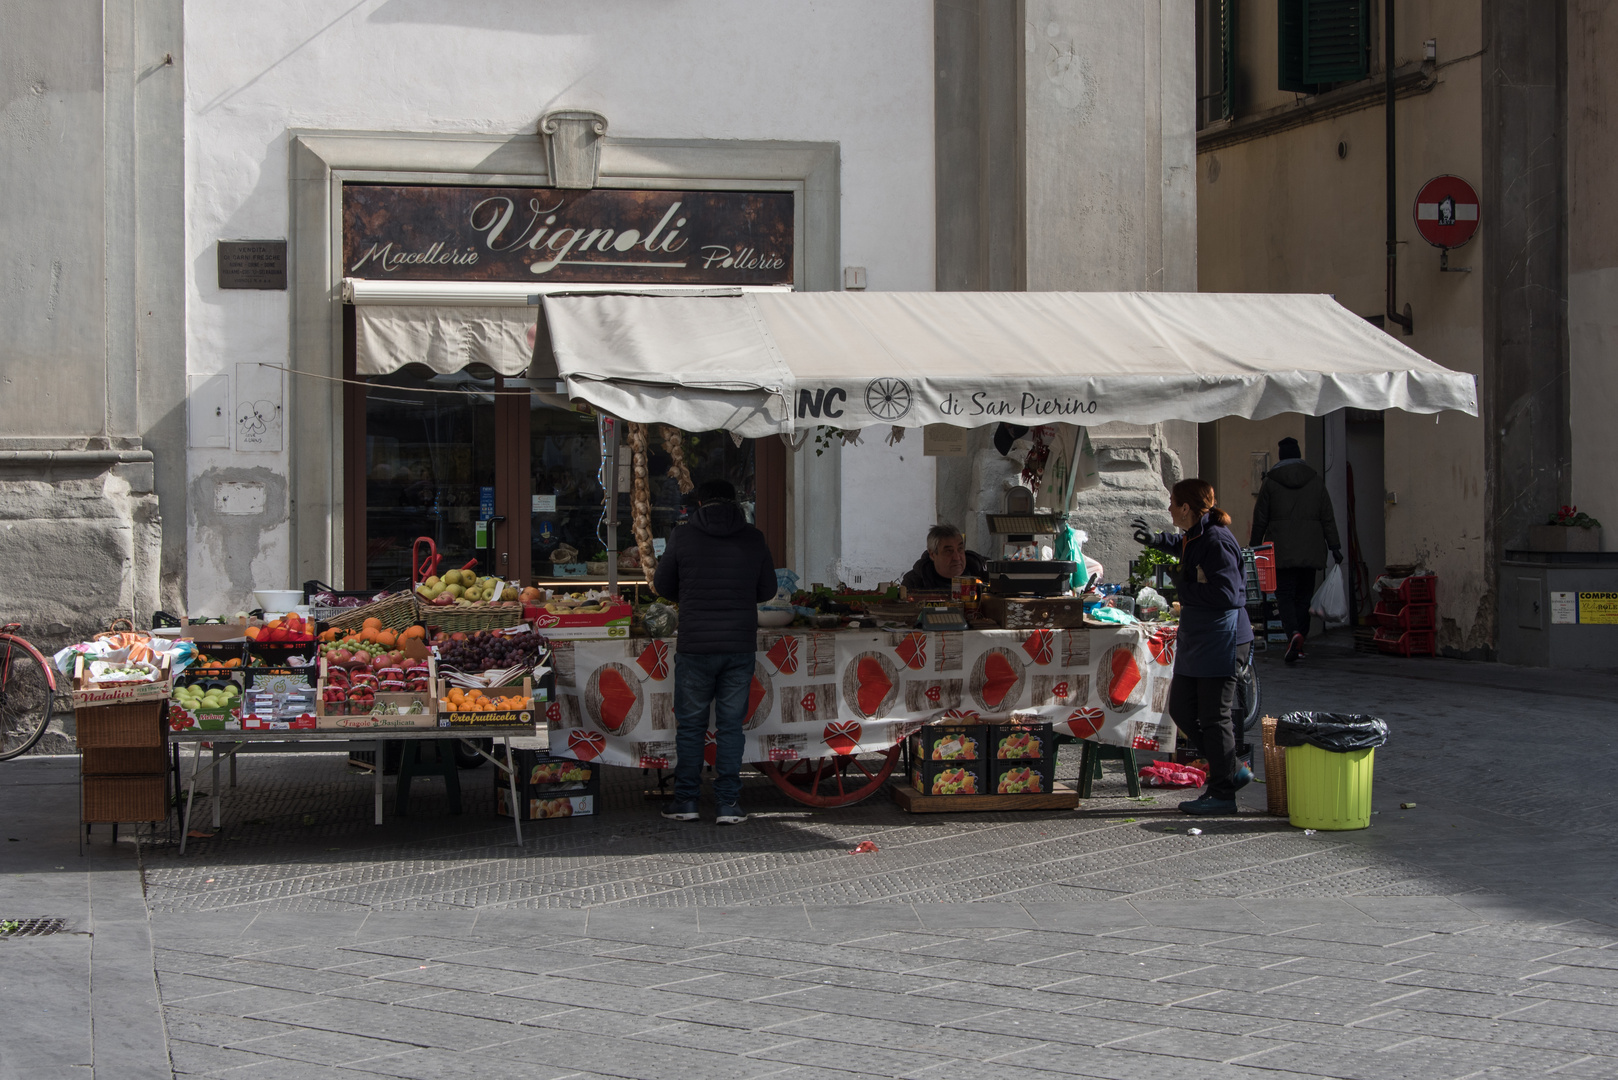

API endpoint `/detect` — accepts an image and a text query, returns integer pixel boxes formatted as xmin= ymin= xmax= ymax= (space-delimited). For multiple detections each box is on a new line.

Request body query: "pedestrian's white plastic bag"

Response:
xmin=1309 ymin=564 xmax=1350 ymax=628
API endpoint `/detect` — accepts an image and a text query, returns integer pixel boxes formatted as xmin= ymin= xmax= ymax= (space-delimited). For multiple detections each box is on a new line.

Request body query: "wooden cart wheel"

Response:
xmin=756 ymin=744 xmax=902 ymax=808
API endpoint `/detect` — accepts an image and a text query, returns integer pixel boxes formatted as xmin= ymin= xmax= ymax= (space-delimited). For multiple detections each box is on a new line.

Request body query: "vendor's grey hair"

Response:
xmin=926 ymin=524 xmax=964 ymax=555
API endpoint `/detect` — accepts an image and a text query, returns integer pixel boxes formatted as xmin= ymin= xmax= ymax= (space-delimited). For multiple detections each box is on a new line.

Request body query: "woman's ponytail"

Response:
xmin=1170 ymin=478 xmax=1230 ymax=529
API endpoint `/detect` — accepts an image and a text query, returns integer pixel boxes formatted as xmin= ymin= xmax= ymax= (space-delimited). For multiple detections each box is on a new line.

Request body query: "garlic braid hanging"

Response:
xmin=660 ymin=424 xmax=694 ymax=494
xmin=628 ymin=422 xmax=657 ymax=586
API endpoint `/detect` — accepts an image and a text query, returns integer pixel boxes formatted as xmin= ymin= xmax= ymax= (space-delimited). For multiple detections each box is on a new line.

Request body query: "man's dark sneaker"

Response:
xmin=715 ymin=804 xmax=747 ymax=825
xmin=1179 ymin=793 xmax=1238 ymax=815
xmin=1283 ymin=633 xmax=1304 ymax=665
xmin=661 ymin=799 xmax=699 ymax=822
xmin=1233 ymin=764 xmax=1253 ymax=791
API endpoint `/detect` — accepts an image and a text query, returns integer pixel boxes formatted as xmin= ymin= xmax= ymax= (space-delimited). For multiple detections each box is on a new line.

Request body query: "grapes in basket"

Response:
xmin=433 ymin=629 xmax=542 ymax=674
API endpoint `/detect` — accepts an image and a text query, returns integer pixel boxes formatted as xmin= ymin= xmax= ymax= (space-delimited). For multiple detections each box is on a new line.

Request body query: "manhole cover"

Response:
xmin=1 ymin=918 xmax=67 ymax=937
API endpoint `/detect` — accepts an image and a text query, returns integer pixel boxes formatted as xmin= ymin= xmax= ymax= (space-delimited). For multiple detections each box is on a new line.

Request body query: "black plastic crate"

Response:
xmin=908 ymin=755 xmax=986 ymax=796
xmin=988 ymin=723 xmax=1058 ymax=763
xmin=908 ymin=724 xmax=988 ymax=763
xmin=985 ymin=757 xmax=1057 ymax=795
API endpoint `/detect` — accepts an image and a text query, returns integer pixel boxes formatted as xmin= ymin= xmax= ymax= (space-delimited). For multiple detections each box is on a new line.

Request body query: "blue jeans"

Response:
xmin=672 ymin=651 xmax=755 ymax=805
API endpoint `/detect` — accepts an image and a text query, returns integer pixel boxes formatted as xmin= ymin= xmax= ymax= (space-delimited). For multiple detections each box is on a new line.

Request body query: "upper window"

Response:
xmin=1278 ymin=0 xmax=1371 ymax=93
xmin=1196 ymin=0 xmax=1237 ymax=129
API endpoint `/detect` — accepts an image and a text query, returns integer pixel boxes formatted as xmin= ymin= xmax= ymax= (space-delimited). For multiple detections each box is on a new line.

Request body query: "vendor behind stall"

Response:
xmin=901 ymin=525 xmax=988 ymax=592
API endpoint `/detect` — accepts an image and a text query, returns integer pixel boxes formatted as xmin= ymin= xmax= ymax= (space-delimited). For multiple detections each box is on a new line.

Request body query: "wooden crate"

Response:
xmin=75 ymin=700 xmax=166 ymax=748
xmin=82 ymin=746 xmax=167 ymax=776
xmin=82 ymin=775 xmax=166 ymax=823
xmin=979 ymin=595 xmax=1088 ymax=630
xmin=890 ymin=780 xmax=1079 ymax=813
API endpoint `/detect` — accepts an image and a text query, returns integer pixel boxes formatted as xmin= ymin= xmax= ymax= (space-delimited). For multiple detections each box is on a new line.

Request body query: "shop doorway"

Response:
xmin=1344 ymin=409 xmax=1386 ymax=616
xmin=342 ymin=311 xmax=785 ymax=590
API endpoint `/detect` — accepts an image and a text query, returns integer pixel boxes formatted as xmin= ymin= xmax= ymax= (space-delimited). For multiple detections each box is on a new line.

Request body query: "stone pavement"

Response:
xmin=4 ymin=636 xmax=1617 ymax=1078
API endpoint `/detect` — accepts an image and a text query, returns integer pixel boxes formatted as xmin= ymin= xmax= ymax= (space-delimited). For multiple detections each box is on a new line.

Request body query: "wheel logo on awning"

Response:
xmin=865 ymin=378 xmax=912 ymax=421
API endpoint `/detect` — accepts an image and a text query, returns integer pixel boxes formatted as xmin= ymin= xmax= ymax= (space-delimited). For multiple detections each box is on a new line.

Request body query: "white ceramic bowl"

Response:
xmin=253 ymin=590 xmax=304 ymax=613
xmin=757 ymin=608 xmax=795 ymax=627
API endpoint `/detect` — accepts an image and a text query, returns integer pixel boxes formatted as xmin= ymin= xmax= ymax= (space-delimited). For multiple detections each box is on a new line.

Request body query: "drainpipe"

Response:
xmin=1385 ymin=0 xmax=1413 ymax=334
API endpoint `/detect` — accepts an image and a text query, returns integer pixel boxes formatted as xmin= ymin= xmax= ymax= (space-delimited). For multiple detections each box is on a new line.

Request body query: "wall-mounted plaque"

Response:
xmin=217 ymin=240 xmax=288 ymax=289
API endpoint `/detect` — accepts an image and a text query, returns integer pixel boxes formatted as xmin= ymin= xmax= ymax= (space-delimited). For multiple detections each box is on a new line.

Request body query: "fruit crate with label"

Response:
xmin=316 ymin=656 xmax=435 ymax=730
xmin=987 ymin=723 xmax=1058 ymax=795
xmin=495 ymin=749 xmax=601 ymax=820
xmin=906 ymin=724 xmax=989 ymax=796
xmin=437 ymin=677 xmax=537 ymax=728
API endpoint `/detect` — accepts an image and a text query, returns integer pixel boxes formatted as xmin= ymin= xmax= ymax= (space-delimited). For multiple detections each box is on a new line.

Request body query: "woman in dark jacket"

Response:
xmin=1133 ymin=479 xmax=1254 ymax=815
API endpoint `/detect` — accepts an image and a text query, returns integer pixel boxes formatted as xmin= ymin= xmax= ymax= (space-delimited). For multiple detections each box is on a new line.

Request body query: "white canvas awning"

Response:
xmin=536 ymin=290 xmax=1479 ymax=436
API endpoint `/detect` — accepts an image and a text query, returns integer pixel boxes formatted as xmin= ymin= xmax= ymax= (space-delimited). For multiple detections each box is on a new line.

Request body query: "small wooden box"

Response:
xmin=979 ymin=595 xmax=1088 ymax=630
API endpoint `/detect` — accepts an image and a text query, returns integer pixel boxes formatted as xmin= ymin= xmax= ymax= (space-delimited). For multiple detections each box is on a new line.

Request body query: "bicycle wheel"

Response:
xmin=0 ymin=639 xmax=56 ymax=760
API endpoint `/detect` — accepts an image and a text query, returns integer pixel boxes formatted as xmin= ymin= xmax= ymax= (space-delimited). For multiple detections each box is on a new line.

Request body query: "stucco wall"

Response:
xmin=1198 ymin=5 xmax=1488 ymax=650
xmin=183 ymin=0 xmax=936 ymax=611
xmin=1568 ymin=1 xmax=1618 ymax=548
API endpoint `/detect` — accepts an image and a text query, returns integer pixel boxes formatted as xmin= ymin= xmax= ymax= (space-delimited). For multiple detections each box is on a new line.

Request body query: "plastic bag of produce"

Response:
xmin=1274 ymin=712 xmax=1389 ymax=752
xmin=1308 ymin=565 xmax=1350 ymax=628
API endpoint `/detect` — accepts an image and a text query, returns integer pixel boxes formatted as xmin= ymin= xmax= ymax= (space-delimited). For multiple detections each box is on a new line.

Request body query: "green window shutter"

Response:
xmin=1278 ymin=0 xmax=1308 ymax=92
xmin=1302 ymin=0 xmax=1369 ymax=84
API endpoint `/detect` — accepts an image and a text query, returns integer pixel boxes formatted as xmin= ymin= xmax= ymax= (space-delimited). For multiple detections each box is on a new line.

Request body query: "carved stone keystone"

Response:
xmin=539 ymin=110 xmax=609 ymax=189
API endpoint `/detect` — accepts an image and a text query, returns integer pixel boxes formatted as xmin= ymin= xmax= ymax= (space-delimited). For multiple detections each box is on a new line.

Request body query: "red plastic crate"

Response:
xmin=1250 ymin=543 xmax=1277 ymax=593
xmin=1378 ymin=573 xmax=1437 ymax=606
xmin=1373 ymin=627 xmax=1436 ymax=657
xmin=1371 ymin=602 xmax=1436 ymax=632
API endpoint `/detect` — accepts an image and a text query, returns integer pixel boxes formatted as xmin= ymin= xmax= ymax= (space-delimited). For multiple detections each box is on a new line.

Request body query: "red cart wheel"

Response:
xmin=756 ymin=744 xmax=902 ymax=808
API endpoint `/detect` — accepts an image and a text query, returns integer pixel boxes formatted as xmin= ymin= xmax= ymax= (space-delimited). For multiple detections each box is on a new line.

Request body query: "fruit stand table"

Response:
xmin=546 ymin=624 xmax=1181 ymax=807
xmin=168 ymin=727 xmax=540 ymax=853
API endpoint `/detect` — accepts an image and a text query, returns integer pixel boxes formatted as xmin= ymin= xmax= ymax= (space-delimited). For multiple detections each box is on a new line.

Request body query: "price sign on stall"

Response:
xmin=1413 ymin=175 xmax=1480 ymax=249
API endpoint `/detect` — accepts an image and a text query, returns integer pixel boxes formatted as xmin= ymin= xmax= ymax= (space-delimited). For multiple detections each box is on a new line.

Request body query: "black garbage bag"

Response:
xmin=1274 ymin=712 xmax=1389 ymax=752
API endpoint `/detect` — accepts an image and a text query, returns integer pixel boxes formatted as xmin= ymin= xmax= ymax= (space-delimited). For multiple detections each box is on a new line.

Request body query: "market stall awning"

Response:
xmin=535 ymin=290 xmax=1479 ymax=436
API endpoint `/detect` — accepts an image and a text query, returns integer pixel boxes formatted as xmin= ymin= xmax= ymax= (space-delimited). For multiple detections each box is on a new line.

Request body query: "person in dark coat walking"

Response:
xmin=1250 ymin=437 xmax=1342 ymax=665
xmin=652 ymin=479 xmax=778 ymax=824
xmin=1134 ymin=479 xmax=1255 ymax=816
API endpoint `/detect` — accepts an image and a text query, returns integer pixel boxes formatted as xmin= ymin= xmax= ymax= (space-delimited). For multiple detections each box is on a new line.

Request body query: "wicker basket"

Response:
xmin=417 ymin=602 xmax=525 ymax=634
xmin=82 ymin=775 xmax=166 ymax=823
xmin=76 ymin=700 xmax=166 ymax=748
xmin=82 ymin=746 xmax=168 ymax=776
xmin=1261 ymin=715 xmax=1288 ymax=817
xmin=322 ymin=592 xmax=418 ymax=632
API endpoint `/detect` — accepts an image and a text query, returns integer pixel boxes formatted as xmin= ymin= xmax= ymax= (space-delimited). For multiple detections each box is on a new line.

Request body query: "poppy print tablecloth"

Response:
xmin=545 ymin=626 xmax=1179 ymax=768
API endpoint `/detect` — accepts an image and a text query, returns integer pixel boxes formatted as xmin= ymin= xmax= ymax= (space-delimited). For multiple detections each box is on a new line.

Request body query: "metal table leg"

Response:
xmin=373 ymin=740 xmax=384 ymax=825
xmin=504 ymin=736 xmax=522 ymax=846
xmin=179 ymin=742 xmax=206 ymax=855
xmin=211 ymin=746 xmax=222 ymax=828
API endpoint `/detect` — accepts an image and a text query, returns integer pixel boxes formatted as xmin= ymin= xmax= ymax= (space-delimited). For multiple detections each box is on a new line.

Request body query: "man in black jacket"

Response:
xmin=652 ymin=479 xmax=777 ymax=824
xmin=900 ymin=524 xmax=988 ymax=592
xmin=1251 ymin=437 xmax=1343 ymax=665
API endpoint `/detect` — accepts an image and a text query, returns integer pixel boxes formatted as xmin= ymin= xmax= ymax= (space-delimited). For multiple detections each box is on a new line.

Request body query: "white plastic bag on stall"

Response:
xmin=1309 ymin=565 xmax=1351 ymax=628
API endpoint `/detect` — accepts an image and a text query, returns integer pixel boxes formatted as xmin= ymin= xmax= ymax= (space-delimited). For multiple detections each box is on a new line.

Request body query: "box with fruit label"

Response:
xmin=240 ymin=687 xmax=317 ymax=730
xmin=908 ymin=756 xmax=986 ymax=797
xmin=908 ymin=724 xmax=988 ymax=764
xmin=436 ymin=678 xmax=537 ymax=728
xmin=315 ymin=654 xmax=435 ymax=728
xmin=494 ymin=749 xmax=600 ymax=819
xmin=529 ymin=598 xmax=632 ymax=640
xmin=987 ymin=723 xmax=1057 ymax=795
xmin=169 ymin=681 xmax=244 ymax=732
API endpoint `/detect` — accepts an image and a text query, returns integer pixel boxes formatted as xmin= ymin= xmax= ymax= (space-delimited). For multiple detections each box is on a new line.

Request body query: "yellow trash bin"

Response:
xmin=1285 ymin=743 xmax=1375 ymax=830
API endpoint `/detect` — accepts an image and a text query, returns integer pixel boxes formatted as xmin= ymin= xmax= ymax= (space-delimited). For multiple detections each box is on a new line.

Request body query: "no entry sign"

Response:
xmin=1413 ymin=175 xmax=1480 ymax=249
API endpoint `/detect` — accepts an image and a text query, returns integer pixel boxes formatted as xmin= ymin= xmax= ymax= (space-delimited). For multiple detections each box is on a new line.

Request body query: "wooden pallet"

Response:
xmin=890 ymin=781 xmax=1079 ymax=813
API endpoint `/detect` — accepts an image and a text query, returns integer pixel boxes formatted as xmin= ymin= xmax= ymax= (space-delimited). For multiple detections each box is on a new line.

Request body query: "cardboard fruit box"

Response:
xmin=436 ymin=676 xmax=537 ymax=728
xmin=315 ymin=656 xmax=435 ymax=730
xmin=529 ymin=601 xmax=632 ymax=640
xmin=70 ymin=653 xmax=173 ymax=709
xmin=240 ymin=685 xmax=318 ymax=731
xmin=495 ymin=749 xmax=600 ymax=820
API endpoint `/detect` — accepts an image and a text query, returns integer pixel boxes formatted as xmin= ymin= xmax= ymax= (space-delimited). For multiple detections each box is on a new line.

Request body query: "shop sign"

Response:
xmin=792 ymin=378 xmax=1102 ymax=427
xmin=343 ymin=185 xmax=793 ymax=284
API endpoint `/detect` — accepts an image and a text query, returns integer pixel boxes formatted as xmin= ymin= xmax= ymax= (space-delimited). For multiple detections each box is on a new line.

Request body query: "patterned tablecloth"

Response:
xmin=545 ymin=625 xmax=1180 ymax=769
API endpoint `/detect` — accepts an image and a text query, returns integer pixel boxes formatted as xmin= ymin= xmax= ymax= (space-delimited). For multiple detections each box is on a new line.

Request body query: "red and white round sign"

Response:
xmin=1413 ymin=175 xmax=1480 ymax=249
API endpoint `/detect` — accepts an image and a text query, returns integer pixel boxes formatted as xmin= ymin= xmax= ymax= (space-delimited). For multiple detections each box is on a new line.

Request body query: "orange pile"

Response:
xmin=195 ymin=656 xmax=244 ymax=670
xmin=318 ymin=621 xmax=427 ymax=648
xmin=443 ymin=687 xmax=531 ymax=713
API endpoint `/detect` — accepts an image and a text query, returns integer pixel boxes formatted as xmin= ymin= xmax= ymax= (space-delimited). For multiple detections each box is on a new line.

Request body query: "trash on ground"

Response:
xmin=1303 ymin=829 xmax=1317 ymax=835
xmin=1140 ymin=761 xmax=1207 ymax=788
xmin=849 ymin=840 xmax=879 ymax=854
xmin=1187 ymin=828 xmax=1203 ymax=835
xmin=1400 ymin=802 xmax=1417 ymax=809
